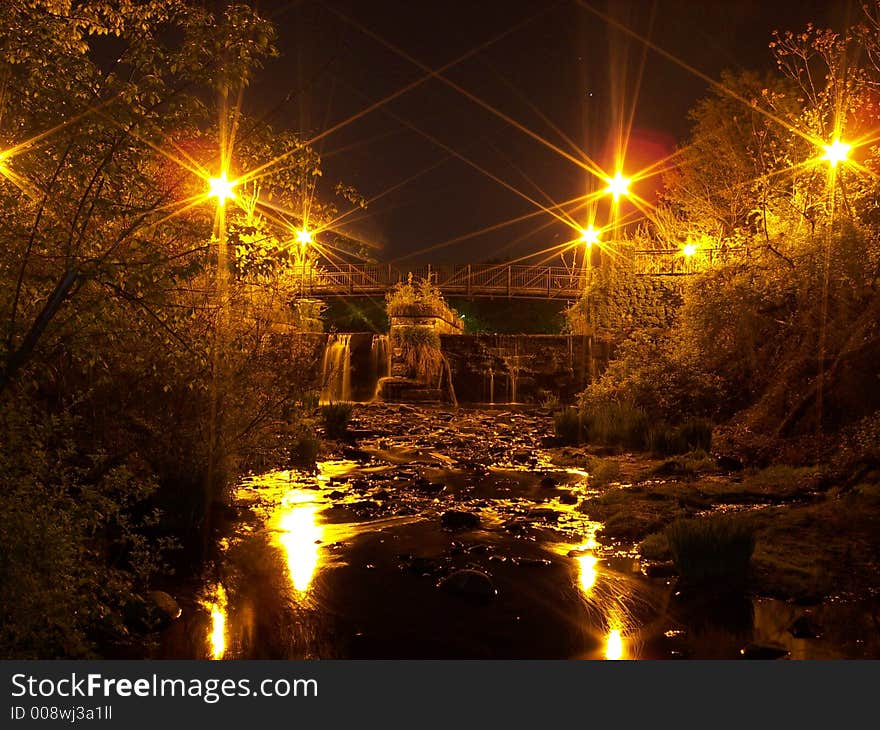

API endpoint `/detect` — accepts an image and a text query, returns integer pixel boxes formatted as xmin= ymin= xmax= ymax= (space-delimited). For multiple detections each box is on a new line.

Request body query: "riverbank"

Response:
xmin=144 ymin=403 xmax=880 ymax=659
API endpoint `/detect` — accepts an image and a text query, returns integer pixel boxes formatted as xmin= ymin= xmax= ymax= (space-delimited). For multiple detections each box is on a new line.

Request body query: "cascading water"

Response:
xmin=370 ymin=334 xmax=392 ymax=401
xmin=320 ymin=334 xmax=352 ymax=403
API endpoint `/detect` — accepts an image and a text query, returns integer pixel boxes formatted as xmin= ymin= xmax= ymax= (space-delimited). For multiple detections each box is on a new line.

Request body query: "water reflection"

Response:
xmin=200 ymin=583 xmax=228 ymax=660
xmin=274 ymin=490 xmax=325 ymax=595
xmin=605 ymin=629 xmax=624 ymax=660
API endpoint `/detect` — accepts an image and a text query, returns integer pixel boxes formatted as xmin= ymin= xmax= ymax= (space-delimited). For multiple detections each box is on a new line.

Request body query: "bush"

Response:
xmin=320 ymin=403 xmax=352 ymax=439
xmin=288 ymin=423 xmax=320 ymax=469
xmin=553 ymin=408 xmax=581 ymax=445
xmin=649 ymin=419 xmax=713 ymax=456
xmin=581 ymin=400 xmax=650 ymax=451
xmin=666 ymin=516 xmax=755 ymax=590
xmin=392 ymin=326 xmax=444 ymax=385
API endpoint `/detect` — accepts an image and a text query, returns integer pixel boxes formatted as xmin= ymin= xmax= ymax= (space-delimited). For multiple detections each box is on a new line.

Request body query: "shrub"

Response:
xmin=649 ymin=419 xmax=713 ymax=456
xmin=581 ymin=400 xmax=650 ymax=451
xmin=553 ymin=408 xmax=581 ymax=445
xmin=392 ymin=326 xmax=444 ymax=385
xmin=288 ymin=423 xmax=320 ymax=469
xmin=320 ymin=402 xmax=353 ymax=439
xmin=677 ymin=418 xmax=713 ymax=452
xmin=666 ymin=516 xmax=755 ymax=590
xmin=639 ymin=532 xmax=671 ymax=561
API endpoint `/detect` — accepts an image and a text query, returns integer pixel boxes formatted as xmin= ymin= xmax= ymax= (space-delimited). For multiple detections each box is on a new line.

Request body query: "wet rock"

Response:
xmin=328 ymin=490 xmax=346 ymax=500
xmin=643 ymin=561 xmax=678 ymax=578
xmin=441 ymin=510 xmax=481 ymax=530
xmin=740 ymin=642 xmax=790 ymax=660
xmin=512 ymin=449 xmax=535 ymax=464
xmin=503 ymin=519 xmax=530 ymax=534
xmin=437 ymin=569 xmax=498 ymax=599
xmin=512 ymin=557 xmax=552 ymax=568
xmin=527 ymin=507 xmax=560 ymax=522
xmin=147 ymin=590 xmax=182 ymax=623
xmin=413 ymin=478 xmax=445 ymax=494
xmin=539 ymin=475 xmax=559 ymax=489
xmin=372 ymin=489 xmax=390 ymax=500
xmin=788 ymin=615 xmax=822 ymax=639
xmin=557 ymin=491 xmax=578 ymax=505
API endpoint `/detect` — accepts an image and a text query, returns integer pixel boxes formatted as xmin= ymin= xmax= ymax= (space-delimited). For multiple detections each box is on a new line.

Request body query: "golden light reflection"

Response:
xmin=605 ymin=628 xmax=624 ymax=660
xmin=275 ymin=491 xmax=325 ymax=595
xmin=200 ymin=583 xmax=228 ymax=660
xmin=208 ymin=171 xmax=236 ymax=205
xmin=296 ymin=228 xmax=313 ymax=247
xmin=577 ymin=553 xmax=598 ymax=592
xmin=822 ymin=139 xmax=851 ymax=168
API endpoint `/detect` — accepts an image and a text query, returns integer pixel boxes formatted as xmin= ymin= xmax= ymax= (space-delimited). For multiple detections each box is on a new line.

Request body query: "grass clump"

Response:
xmin=553 ymin=408 xmax=581 ymax=445
xmin=639 ymin=532 xmax=671 ymax=561
xmin=321 ymin=402 xmax=353 ymax=439
xmin=581 ymin=400 xmax=650 ymax=451
xmin=666 ymin=515 xmax=755 ymax=590
xmin=649 ymin=418 xmax=713 ymax=456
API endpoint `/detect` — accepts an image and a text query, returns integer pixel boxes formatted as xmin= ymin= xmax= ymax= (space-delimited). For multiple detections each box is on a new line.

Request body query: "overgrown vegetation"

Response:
xmin=666 ymin=517 xmax=756 ymax=590
xmin=570 ymin=8 xmax=880 ymax=466
xmin=0 ymin=2 xmax=358 ymax=657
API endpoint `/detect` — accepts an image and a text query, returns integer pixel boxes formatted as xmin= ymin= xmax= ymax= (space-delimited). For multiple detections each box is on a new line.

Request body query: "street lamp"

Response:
xmin=605 ymin=171 xmax=631 ymax=201
xmin=296 ymin=228 xmax=313 ymax=296
xmin=579 ymin=225 xmax=601 ymax=248
xmin=208 ymin=171 xmax=236 ymax=205
xmin=822 ymin=139 xmax=851 ymax=168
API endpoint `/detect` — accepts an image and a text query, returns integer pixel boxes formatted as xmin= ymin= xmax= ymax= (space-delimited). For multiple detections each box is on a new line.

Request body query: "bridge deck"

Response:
xmin=301 ymin=248 xmax=739 ymax=299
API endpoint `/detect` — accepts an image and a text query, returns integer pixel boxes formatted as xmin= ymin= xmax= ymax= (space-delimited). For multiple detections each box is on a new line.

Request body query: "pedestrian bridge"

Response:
xmin=302 ymin=246 xmax=737 ymax=299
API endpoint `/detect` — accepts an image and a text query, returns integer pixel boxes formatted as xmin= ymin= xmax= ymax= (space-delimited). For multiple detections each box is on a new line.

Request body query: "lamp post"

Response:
xmin=815 ymin=136 xmax=852 ymax=435
xmin=296 ymin=228 xmax=313 ymax=298
xmin=204 ymin=169 xmax=236 ymax=551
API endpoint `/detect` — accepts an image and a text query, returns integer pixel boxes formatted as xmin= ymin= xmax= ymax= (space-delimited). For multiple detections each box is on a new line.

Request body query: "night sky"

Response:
xmin=245 ymin=0 xmax=851 ymax=265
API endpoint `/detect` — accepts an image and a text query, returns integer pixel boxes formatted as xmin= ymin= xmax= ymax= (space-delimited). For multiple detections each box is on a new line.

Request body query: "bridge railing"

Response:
xmin=300 ymin=246 xmax=747 ymax=297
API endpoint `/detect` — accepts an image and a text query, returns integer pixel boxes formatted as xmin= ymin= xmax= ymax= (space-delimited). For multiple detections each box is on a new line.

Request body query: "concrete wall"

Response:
xmin=440 ymin=334 xmax=613 ymax=405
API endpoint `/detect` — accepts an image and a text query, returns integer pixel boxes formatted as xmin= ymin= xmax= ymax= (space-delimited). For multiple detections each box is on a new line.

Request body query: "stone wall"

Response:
xmin=440 ymin=334 xmax=613 ymax=405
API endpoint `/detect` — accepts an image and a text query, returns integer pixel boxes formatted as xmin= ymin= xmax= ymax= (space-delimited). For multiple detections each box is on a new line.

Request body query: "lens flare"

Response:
xmin=580 ymin=225 xmax=601 ymax=247
xmin=208 ymin=172 xmax=236 ymax=204
xmin=822 ymin=139 xmax=851 ymax=168
xmin=605 ymin=171 xmax=631 ymax=201
xmin=296 ymin=228 xmax=313 ymax=247
xmin=682 ymin=243 xmax=697 ymax=257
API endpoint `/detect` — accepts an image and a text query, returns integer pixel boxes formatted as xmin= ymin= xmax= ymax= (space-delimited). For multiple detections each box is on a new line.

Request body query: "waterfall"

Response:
xmin=320 ymin=334 xmax=352 ymax=403
xmin=371 ymin=334 xmax=391 ymax=381
xmin=370 ymin=334 xmax=392 ymax=401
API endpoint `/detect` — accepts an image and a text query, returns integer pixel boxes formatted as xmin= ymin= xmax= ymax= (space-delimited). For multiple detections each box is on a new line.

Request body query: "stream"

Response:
xmin=156 ymin=404 xmax=879 ymax=660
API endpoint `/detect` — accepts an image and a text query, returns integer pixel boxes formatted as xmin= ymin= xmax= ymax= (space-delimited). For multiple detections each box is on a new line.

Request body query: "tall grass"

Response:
xmin=649 ymin=418 xmax=713 ymax=456
xmin=320 ymin=402 xmax=353 ymax=439
xmin=553 ymin=408 xmax=581 ymax=444
xmin=666 ymin=516 xmax=755 ymax=589
xmin=581 ymin=400 xmax=650 ymax=451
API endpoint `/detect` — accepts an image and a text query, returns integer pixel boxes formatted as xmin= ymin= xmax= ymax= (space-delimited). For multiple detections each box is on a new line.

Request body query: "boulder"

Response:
xmin=437 ymin=569 xmax=498 ymax=599
xmin=441 ymin=510 xmax=481 ymax=530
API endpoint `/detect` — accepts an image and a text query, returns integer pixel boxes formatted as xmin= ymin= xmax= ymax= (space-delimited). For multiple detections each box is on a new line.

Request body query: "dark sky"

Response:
xmin=245 ymin=0 xmax=852 ymax=265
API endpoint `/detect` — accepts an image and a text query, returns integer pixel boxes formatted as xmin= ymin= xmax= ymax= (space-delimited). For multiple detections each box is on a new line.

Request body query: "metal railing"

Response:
xmin=299 ymin=246 xmax=745 ymax=299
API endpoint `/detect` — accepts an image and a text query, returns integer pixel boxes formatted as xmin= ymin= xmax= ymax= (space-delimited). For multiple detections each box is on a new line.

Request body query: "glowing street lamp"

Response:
xmin=296 ymin=228 xmax=313 ymax=297
xmin=605 ymin=171 xmax=631 ymax=201
xmin=208 ymin=171 xmax=236 ymax=205
xmin=822 ymin=139 xmax=851 ymax=168
xmin=579 ymin=225 xmax=601 ymax=247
